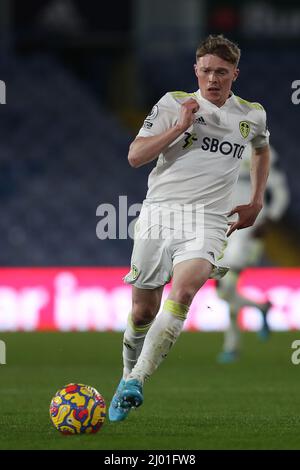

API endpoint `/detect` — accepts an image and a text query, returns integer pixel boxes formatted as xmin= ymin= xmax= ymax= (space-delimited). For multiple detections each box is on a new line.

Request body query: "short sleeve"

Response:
xmin=136 ymin=93 xmax=178 ymax=138
xmin=251 ymin=109 xmax=270 ymax=148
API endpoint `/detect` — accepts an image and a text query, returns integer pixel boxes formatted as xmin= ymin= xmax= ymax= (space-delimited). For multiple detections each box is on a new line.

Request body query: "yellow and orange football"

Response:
xmin=49 ymin=383 xmax=106 ymax=434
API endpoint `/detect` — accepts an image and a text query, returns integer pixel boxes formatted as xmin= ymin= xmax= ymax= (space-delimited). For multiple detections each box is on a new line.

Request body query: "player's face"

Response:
xmin=194 ymin=54 xmax=239 ymax=107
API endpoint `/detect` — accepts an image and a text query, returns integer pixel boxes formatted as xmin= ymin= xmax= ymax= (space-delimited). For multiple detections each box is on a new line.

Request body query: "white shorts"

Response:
xmin=221 ymin=226 xmax=264 ymax=271
xmin=124 ymin=203 xmax=229 ymax=289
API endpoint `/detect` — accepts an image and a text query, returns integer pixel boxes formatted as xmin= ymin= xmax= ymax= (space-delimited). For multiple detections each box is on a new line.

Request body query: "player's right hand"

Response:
xmin=176 ymin=99 xmax=200 ymax=132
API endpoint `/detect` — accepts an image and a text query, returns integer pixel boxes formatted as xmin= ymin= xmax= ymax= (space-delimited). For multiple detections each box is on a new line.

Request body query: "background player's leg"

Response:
xmin=124 ymin=258 xmax=213 ymax=386
xmin=217 ymin=272 xmax=241 ymax=362
xmin=218 ymin=271 xmax=271 ymax=363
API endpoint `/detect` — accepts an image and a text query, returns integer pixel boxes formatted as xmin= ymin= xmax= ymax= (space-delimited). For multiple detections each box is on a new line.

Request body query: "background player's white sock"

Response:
xmin=223 ymin=309 xmax=240 ymax=352
xmin=126 ymin=300 xmax=189 ymax=384
xmin=122 ymin=313 xmax=153 ymax=380
xmin=222 ymin=295 xmax=270 ymax=353
xmin=219 ymin=271 xmax=270 ymax=353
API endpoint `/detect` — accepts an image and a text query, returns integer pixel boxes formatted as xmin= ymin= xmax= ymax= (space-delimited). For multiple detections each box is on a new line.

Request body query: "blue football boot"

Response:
xmin=120 ymin=379 xmax=144 ymax=409
xmin=217 ymin=350 xmax=239 ymax=364
xmin=108 ymin=378 xmax=131 ymax=422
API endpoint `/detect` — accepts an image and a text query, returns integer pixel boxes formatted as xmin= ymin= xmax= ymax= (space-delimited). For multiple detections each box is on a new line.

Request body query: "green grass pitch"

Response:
xmin=0 ymin=331 xmax=300 ymax=450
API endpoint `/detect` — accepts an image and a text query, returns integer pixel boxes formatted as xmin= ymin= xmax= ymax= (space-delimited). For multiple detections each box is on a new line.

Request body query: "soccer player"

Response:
xmin=217 ymin=144 xmax=290 ymax=363
xmin=109 ymin=34 xmax=270 ymax=421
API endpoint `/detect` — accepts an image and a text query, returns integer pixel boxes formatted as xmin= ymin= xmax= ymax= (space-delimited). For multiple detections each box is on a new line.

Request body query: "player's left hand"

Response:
xmin=226 ymin=202 xmax=263 ymax=237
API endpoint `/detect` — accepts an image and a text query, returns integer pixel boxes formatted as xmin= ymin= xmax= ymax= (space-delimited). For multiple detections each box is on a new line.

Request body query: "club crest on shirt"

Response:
xmin=239 ymin=121 xmax=251 ymax=139
xmin=146 ymin=105 xmax=159 ymax=120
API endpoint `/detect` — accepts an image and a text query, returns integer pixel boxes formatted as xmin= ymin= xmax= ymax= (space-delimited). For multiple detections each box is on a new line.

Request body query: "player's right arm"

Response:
xmin=128 ymin=98 xmax=199 ymax=168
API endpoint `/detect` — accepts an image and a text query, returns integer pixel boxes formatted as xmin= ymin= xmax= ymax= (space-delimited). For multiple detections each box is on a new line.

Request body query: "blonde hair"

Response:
xmin=196 ymin=34 xmax=241 ymax=66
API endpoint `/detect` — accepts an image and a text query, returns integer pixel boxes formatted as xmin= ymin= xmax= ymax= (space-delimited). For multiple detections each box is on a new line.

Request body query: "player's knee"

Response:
xmin=131 ymin=301 xmax=158 ymax=326
xmin=170 ymin=287 xmax=196 ymax=306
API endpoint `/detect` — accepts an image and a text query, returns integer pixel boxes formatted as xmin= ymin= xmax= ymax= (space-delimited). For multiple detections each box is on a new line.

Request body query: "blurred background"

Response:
xmin=0 ymin=0 xmax=299 ymax=331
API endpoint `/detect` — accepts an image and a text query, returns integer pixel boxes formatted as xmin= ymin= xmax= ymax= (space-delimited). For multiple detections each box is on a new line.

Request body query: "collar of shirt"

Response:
xmin=195 ymin=89 xmax=235 ymax=111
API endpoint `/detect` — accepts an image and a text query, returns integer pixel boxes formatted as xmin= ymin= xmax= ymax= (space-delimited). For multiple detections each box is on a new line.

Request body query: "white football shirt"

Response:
xmin=137 ymin=90 xmax=270 ymax=222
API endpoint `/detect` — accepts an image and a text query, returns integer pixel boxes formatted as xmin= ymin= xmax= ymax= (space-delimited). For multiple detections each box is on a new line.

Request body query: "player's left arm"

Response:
xmin=227 ymin=144 xmax=270 ymax=236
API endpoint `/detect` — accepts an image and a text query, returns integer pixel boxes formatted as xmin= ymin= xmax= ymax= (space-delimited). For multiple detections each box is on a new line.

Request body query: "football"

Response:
xmin=49 ymin=383 xmax=106 ymax=434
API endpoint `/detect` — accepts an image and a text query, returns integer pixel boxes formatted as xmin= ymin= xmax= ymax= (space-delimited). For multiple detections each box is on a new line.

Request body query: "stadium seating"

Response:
xmin=0 ymin=53 xmax=148 ymax=265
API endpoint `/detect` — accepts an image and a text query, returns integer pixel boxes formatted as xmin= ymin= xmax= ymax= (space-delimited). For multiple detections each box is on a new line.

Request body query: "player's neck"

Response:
xmin=198 ymin=89 xmax=233 ymax=108
xmin=215 ymin=91 xmax=233 ymax=108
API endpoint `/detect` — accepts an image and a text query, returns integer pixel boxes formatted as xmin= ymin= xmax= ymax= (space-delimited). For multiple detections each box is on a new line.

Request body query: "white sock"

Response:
xmin=221 ymin=285 xmax=269 ymax=353
xmin=127 ymin=300 xmax=189 ymax=384
xmin=223 ymin=308 xmax=240 ymax=352
xmin=122 ymin=313 xmax=153 ymax=380
xmin=218 ymin=272 xmax=243 ymax=353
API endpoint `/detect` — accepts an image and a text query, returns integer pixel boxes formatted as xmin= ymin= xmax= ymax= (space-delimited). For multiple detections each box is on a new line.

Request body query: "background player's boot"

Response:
xmin=120 ymin=379 xmax=143 ymax=409
xmin=257 ymin=301 xmax=272 ymax=341
xmin=217 ymin=350 xmax=239 ymax=363
xmin=109 ymin=378 xmax=131 ymax=422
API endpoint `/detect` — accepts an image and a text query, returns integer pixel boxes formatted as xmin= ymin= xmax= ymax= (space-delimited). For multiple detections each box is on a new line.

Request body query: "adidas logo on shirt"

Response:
xmin=195 ymin=116 xmax=206 ymax=125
